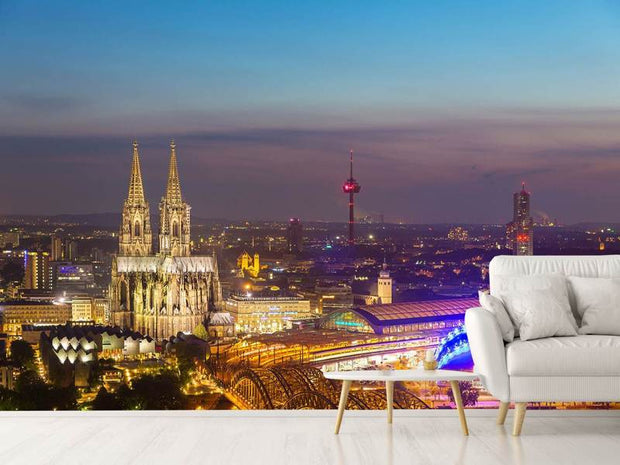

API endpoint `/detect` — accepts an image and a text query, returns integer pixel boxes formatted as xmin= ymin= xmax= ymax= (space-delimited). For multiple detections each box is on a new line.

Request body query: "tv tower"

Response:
xmin=342 ymin=149 xmax=361 ymax=246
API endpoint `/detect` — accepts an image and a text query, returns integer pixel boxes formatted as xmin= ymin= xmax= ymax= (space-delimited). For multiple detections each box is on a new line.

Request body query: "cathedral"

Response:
xmin=110 ymin=140 xmax=222 ymax=340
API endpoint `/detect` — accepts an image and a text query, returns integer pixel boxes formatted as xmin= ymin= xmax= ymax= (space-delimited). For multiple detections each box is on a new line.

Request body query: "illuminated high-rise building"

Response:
xmin=506 ymin=182 xmax=533 ymax=255
xmin=23 ymin=251 xmax=52 ymax=290
xmin=287 ymin=218 xmax=303 ymax=253
xmin=65 ymin=240 xmax=79 ymax=261
xmin=342 ymin=150 xmax=361 ymax=246
xmin=51 ymin=234 xmax=63 ymax=261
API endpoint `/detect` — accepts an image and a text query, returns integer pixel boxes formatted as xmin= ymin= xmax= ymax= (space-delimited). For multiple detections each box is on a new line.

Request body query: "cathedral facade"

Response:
xmin=110 ymin=140 xmax=222 ymax=340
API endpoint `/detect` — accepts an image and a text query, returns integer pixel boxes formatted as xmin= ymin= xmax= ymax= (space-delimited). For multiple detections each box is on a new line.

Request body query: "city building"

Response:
xmin=23 ymin=251 xmax=52 ymax=290
xmin=448 ymin=226 xmax=469 ymax=241
xmin=287 ymin=218 xmax=303 ymax=253
xmin=237 ymin=251 xmax=260 ymax=278
xmin=94 ymin=297 xmax=109 ymax=325
xmin=0 ymin=300 xmax=72 ymax=338
xmin=0 ymin=333 xmax=7 ymax=358
xmin=39 ymin=325 xmax=156 ymax=387
xmin=51 ymin=262 xmax=95 ymax=293
xmin=0 ymin=362 xmax=17 ymax=390
xmin=71 ymin=296 xmax=93 ymax=321
xmin=69 ymin=296 xmax=107 ymax=323
xmin=110 ymin=141 xmax=222 ymax=340
xmin=206 ymin=311 xmax=236 ymax=339
xmin=377 ymin=262 xmax=393 ymax=304
xmin=64 ymin=240 xmax=79 ymax=261
xmin=506 ymin=182 xmax=534 ymax=255
xmin=225 ymin=291 xmax=312 ymax=334
xmin=51 ymin=234 xmax=63 ymax=261
xmin=307 ymin=282 xmax=353 ymax=314
xmin=0 ymin=231 xmax=20 ymax=248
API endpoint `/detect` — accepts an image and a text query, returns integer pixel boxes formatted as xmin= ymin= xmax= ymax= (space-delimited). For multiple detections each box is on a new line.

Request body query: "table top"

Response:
xmin=322 ymin=369 xmax=478 ymax=382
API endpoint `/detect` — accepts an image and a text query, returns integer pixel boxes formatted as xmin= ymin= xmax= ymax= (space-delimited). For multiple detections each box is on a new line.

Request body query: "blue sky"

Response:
xmin=1 ymin=1 xmax=620 ymax=222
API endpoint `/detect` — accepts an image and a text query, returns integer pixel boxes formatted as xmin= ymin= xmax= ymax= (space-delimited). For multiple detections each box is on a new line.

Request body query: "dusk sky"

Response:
xmin=2 ymin=1 xmax=620 ymax=223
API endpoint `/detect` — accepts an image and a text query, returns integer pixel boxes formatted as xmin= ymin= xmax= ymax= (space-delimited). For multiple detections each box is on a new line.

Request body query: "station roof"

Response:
xmin=352 ymin=297 xmax=478 ymax=327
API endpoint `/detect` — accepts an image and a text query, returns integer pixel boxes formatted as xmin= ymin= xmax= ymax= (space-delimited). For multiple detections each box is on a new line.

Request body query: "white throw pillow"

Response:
xmin=493 ymin=274 xmax=578 ymax=341
xmin=478 ymin=291 xmax=514 ymax=342
xmin=567 ymin=277 xmax=620 ymax=336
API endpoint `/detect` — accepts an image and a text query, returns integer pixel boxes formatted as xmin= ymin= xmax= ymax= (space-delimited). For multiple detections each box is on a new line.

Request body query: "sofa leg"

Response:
xmin=513 ymin=403 xmax=527 ymax=436
xmin=497 ymin=402 xmax=509 ymax=425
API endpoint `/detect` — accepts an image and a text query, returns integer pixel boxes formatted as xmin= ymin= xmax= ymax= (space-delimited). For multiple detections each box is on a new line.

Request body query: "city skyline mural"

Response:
xmin=2 ymin=1 xmax=620 ymax=411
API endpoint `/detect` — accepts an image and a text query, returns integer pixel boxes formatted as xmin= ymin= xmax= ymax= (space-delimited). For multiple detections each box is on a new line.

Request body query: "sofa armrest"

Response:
xmin=465 ymin=307 xmax=510 ymax=402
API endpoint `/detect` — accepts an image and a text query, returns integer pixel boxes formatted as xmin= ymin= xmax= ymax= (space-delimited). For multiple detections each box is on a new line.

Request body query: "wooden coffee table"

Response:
xmin=323 ymin=369 xmax=478 ymax=435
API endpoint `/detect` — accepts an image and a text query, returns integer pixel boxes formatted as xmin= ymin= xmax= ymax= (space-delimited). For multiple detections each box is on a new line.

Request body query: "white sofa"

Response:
xmin=465 ymin=255 xmax=620 ymax=435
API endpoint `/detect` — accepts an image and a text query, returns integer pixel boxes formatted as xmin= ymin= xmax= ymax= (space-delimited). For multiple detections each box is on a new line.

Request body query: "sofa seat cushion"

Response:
xmin=506 ymin=335 xmax=620 ymax=376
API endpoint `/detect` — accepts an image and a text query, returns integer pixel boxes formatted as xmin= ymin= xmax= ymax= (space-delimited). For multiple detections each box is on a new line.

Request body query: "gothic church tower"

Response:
xmin=119 ymin=140 xmax=153 ymax=256
xmin=159 ymin=140 xmax=191 ymax=256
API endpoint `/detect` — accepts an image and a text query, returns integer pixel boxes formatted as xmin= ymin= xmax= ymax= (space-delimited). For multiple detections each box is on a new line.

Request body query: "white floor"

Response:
xmin=1 ymin=411 xmax=619 ymax=465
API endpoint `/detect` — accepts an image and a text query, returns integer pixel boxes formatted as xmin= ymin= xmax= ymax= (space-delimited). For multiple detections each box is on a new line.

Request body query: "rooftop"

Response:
xmin=353 ymin=297 xmax=479 ymax=327
xmin=0 ymin=300 xmax=64 ymax=307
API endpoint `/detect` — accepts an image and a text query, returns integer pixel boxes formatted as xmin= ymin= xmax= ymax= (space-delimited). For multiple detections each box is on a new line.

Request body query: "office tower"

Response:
xmin=23 ymin=251 xmax=52 ymax=290
xmin=506 ymin=182 xmax=533 ymax=255
xmin=51 ymin=234 xmax=63 ymax=261
xmin=65 ymin=240 xmax=79 ymax=261
xmin=110 ymin=140 xmax=222 ymax=339
xmin=342 ymin=150 xmax=361 ymax=246
xmin=287 ymin=218 xmax=303 ymax=253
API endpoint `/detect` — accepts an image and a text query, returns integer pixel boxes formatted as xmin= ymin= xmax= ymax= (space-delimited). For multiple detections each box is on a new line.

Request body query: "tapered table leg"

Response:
xmin=335 ymin=380 xmax=352 ymax=434
xmin=386 ymin=380 xmax=394 ymax=424
xmin=449 ymin=380 xmax=469 ymax=436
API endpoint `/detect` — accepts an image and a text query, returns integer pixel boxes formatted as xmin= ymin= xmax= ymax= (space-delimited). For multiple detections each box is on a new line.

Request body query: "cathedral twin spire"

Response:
xmin=127 ymin=140 xmax=146 ymax=205
xmin=165 ymin=140 xmax=183 ymax=204
xmin=119 ymin=140 xmax=191 ymax=257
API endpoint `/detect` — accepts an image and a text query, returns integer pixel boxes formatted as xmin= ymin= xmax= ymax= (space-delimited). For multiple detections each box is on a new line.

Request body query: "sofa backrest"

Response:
xmin=489 ymin=255 xmax=620 ymax=325
xmin=489 ymin=256 xmax=620 ymax=294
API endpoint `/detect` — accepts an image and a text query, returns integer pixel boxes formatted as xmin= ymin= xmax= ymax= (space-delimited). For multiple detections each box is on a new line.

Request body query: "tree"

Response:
xmin=14 ymin=369 xmax=44 ymax=392
xmin=193 ymin=323 xmax=208 ymax=341
xmin=0 ymin=260 xmax=24 ymax=285
xmin=174 ymin=342 xmax=206 ymax=384
xmin=10 ymin=341 xmax=35 ymax=370
xmin=92 ymin=387 xmax=124 ymax=410
xmin=14 ymin=370 xmax=77 ymax=410
xmin=116 ymin=372 xmax=186 ymax=410
xmin=0 ymin=387 xmax=19 ymax=410
xmin=447 ymin=381 xmax=479 ymax=407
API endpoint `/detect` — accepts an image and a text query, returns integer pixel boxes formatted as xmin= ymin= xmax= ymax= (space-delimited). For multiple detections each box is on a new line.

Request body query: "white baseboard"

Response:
xmin=0 ymin=409 xmax=619 ymax=418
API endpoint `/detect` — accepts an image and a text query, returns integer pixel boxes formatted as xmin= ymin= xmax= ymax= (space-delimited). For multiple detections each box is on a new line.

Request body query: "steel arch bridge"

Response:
xmin=226 ymin=365 xmax=430 ymax=410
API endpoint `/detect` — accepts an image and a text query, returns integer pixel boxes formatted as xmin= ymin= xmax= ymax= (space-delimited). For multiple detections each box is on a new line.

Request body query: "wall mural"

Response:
xmin=0 ymin=141 xmax=616 ymax=412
